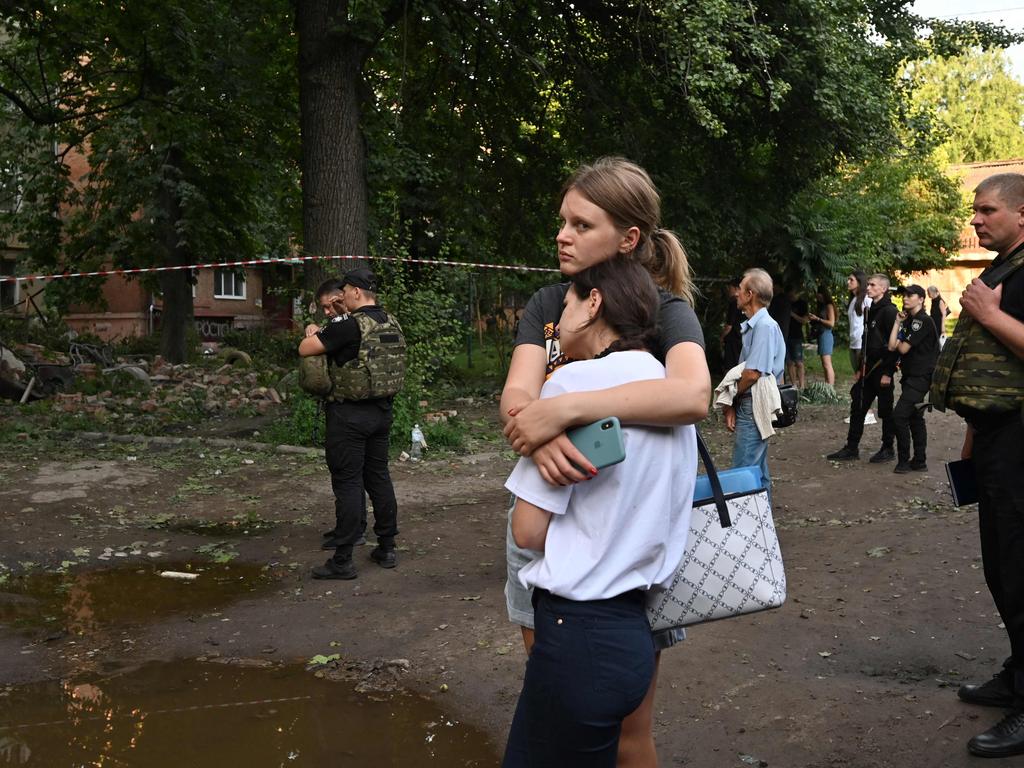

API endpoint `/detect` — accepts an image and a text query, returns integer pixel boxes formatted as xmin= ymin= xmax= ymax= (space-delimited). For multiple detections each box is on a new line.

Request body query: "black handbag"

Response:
xmin=772 ymin=385 xmax=798 ymax=428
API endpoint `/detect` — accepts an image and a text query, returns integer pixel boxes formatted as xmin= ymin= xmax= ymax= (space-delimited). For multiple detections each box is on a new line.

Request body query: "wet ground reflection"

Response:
xmin=0 ymin=660 xmax=498 ymax=766
xmin=0 ymin=562 xmax=274 ymax=634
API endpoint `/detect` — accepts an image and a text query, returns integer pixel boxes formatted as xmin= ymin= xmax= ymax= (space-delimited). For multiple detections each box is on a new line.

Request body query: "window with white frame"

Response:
xmin=214 ymin=269 xmax=246 ymax=299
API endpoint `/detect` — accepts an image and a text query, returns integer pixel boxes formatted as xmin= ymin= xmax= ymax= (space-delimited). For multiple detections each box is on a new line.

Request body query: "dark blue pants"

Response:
xmin=324 ymin=400 xmax=398 ymax=560
xmin=502 ymin=589 xmax=655 ymax=768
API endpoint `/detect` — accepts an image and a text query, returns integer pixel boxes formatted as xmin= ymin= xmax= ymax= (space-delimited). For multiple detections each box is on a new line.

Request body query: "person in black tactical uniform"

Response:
xmin=827 ymin=273 xmax=899 ymax=462
xmin=932 ymin=173 xmax=1024 ymax=758
xmin=298 ymin=267 xmax=405 ymax=580
xmin=885 ymin=284 xmax=938 ymax=474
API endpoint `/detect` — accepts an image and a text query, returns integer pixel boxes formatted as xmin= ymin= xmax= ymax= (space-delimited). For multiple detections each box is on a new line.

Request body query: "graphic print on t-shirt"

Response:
xmin=544 ymin=322 xmax=573 ymax=378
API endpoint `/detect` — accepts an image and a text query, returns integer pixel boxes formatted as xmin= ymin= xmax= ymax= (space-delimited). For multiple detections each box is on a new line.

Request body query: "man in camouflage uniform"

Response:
xmin=932 ymin=173 xmax=1024 ymax=758
xmin=298 ymin=267 xmax=405 ymax=580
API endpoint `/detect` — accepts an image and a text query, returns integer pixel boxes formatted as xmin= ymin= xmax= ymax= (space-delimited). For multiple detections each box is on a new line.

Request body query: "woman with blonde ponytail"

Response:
xmin=500 ymin=157 xmax=710 ymax=768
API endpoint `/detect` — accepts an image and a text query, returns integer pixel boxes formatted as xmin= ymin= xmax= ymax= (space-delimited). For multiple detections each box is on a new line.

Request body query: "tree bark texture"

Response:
xmin=156 ymin=146 xmax=194 ymax=364
xmin=296 ymin=0 xmax=370 ymax=293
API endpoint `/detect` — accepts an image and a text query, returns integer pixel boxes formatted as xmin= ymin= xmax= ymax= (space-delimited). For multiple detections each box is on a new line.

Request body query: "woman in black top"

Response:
xmin=927 ymin=286 xmax=950 ymax=346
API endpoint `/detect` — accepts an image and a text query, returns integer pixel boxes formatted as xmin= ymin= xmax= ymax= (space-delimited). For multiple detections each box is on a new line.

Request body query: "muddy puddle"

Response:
xmin=0 ymin=660 xmax=497 ymax=766
xmin=0 ymin=562 xmax=275 ymax=634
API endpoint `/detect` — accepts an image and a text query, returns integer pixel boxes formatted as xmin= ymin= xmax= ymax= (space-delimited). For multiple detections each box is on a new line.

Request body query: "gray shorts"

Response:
xmin=504 ymin=497 xmax=686 ymax=649
xmin=505 ymin=497 xmax=539 ymax=628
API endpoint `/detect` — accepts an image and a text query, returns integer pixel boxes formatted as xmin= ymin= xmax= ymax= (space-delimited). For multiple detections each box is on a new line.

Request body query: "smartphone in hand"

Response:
xmin=566 ymin=417 xmax=626 ymax=471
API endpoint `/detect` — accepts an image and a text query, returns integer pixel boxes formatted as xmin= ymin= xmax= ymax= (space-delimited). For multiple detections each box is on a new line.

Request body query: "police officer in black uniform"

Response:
xmin=827 ymin=273 xmax=899 ymax=462
xmin=886 ymin=284 xmax=938 ymax=473
xmin=298 ymin=267 xmax=402 ymax=580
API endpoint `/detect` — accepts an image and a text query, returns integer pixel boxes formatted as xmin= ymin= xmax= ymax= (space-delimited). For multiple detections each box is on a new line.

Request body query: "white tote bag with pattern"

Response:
xmin=646 ymin=432 xmax=787 ymax=630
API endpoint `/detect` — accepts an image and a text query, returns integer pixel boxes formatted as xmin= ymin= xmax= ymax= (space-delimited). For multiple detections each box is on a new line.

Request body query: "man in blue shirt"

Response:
xmin=723 ymin=268 xmax=786 ymax=498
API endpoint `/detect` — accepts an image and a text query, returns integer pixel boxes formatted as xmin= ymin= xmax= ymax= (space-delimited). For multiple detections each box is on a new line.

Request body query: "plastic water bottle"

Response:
xmin=410 ymin=424 xmax=425 ymax=462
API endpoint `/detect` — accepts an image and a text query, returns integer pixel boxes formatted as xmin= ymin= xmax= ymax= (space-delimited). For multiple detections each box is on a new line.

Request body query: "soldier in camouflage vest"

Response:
xmin=298 ymin=267 xmax=405 ymax=581
xmin=930 ymin=173 xmax=1024 ymax=758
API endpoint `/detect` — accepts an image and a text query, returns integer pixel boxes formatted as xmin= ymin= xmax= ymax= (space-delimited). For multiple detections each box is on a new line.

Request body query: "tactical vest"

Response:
xmin=931 ymin=247 xmax=1024 ymax=414
xmin=330 ymin=311 xmax=407 ymax=401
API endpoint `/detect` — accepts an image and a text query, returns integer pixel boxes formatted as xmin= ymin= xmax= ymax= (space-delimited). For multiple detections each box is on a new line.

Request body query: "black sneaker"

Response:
xmin=827 ymin=446 xmax=859 ymax=461
xmin=968 ymin=711 xmax=1024 ymax=757
xmin=869 ymin=447 xmax=895 ymax=463
xmin=311 ymin=559 xmax=358 ymax=580
xmin=910 ymin=459 xmax=928 ymax=472
xmin=369 ymin=547 xmax=397 ymax=569
xmin=893 ymin=461 xmax=913 ymax=474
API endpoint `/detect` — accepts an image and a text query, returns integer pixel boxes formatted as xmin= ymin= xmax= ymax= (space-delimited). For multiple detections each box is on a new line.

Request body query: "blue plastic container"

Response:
xmin=693 ymin=466 xmax=764 ymax=506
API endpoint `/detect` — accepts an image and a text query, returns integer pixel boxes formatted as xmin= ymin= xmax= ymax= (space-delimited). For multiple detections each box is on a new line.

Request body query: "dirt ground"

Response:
xmin=0 ymin=390 xmax=1014 ymax=767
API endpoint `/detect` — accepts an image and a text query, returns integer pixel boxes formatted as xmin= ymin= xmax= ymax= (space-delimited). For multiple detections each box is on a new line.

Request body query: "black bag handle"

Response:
xmin=696 ymin=429 xmax=732 ymax=529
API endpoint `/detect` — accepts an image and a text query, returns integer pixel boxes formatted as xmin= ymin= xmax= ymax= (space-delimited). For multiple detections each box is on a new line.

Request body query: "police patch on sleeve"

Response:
xmin=911 ymin=319 xmax=922 ymax=332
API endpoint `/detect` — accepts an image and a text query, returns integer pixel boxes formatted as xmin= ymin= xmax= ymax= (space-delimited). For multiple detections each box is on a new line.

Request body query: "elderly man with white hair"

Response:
xmin=721 ymin=267 xmax=786 ymax=499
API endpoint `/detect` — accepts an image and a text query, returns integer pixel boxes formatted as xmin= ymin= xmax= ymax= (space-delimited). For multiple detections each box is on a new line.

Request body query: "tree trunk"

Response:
xmin=156 ymin=146 xmax=194 ymax=364
xmin=296 ymin=0 xmax=370 ymax=296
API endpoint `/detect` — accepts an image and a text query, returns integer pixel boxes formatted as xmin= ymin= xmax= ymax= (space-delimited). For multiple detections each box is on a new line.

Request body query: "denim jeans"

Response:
xmin=732 ymin=397 xmax=771 ymax=502
xmin=502 ymin=589 xmax=655 ymax=768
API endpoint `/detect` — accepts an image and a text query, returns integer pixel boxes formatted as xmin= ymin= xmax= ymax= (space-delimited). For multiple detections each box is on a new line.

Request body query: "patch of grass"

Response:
xmin=147 ymin=450 xmax=193 ymax=471
xmin=422 ymin=417 xmax=467 ymax=451
xmin=261 ymin=391 xmax=320 ymax=447
xmin=195 ymin=541 xmax=238 ymax=563
xmin=448 ymin=339 xmax=508 ymax=389
xmin=171 ymin=478 xmax=217 ymax=501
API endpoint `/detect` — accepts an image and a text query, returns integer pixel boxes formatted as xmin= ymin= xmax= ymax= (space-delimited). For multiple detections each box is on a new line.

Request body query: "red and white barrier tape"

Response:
xmin=0 ymin=252 xmax=559 ymax=284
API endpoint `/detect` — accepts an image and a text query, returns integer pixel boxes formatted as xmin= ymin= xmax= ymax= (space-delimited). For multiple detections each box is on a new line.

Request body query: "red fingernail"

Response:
xmin=590 ymin=468 xmax=598 ymax=476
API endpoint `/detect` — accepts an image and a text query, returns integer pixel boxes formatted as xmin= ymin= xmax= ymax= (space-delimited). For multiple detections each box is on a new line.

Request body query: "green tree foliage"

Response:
xmin=0 ymin=1 xmax=299 ymax=362
xmin=907 ymin=47 xmax=1024 ymax=166
xmin=351 ymin=0 xmax=1012 ymax=296
xmin=784 ymin=156 xmax=964 ymax=285
xmin=0 ymin=0 xmax=1017 ymax=374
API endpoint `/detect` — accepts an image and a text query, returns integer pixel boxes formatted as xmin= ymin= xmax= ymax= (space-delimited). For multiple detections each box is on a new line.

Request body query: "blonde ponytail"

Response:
xmin=564 ymin=157 xmax=696 ymax=304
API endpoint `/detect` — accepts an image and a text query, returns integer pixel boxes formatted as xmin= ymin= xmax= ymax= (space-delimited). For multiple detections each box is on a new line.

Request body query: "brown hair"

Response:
xmin=976 ymin=173 xmax=1024 ymax=207
xmin=562 ymin=157 xmax=695 ymax=304
xmin=567 ymin=259 xmax=660 ymax=354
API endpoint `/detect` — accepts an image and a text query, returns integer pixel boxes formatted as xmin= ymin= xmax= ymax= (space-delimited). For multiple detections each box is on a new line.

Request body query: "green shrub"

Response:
xmin=389 ymin=390 xmax=420 ymax=454
xmin=262 ymin=390 xmax=321 ymax=446
xmin=422 ymin=418 xmax=466 ymax=451
xmin=115 ymin=333 xmax=161 ymax=357
xmin=0 ymin=314 xmax=67 ymax=351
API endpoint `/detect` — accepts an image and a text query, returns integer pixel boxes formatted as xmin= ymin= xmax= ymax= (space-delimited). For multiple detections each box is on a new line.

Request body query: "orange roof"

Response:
xmin=949 ymin=159 xmax=1024 ymax=257
xmin=949 ymin=159 xmax=1024 ymax=192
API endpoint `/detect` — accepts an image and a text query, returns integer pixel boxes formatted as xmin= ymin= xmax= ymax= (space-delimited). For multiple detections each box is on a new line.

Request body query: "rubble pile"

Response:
xmin=2 ymin=343 xmax=289 ymax=421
